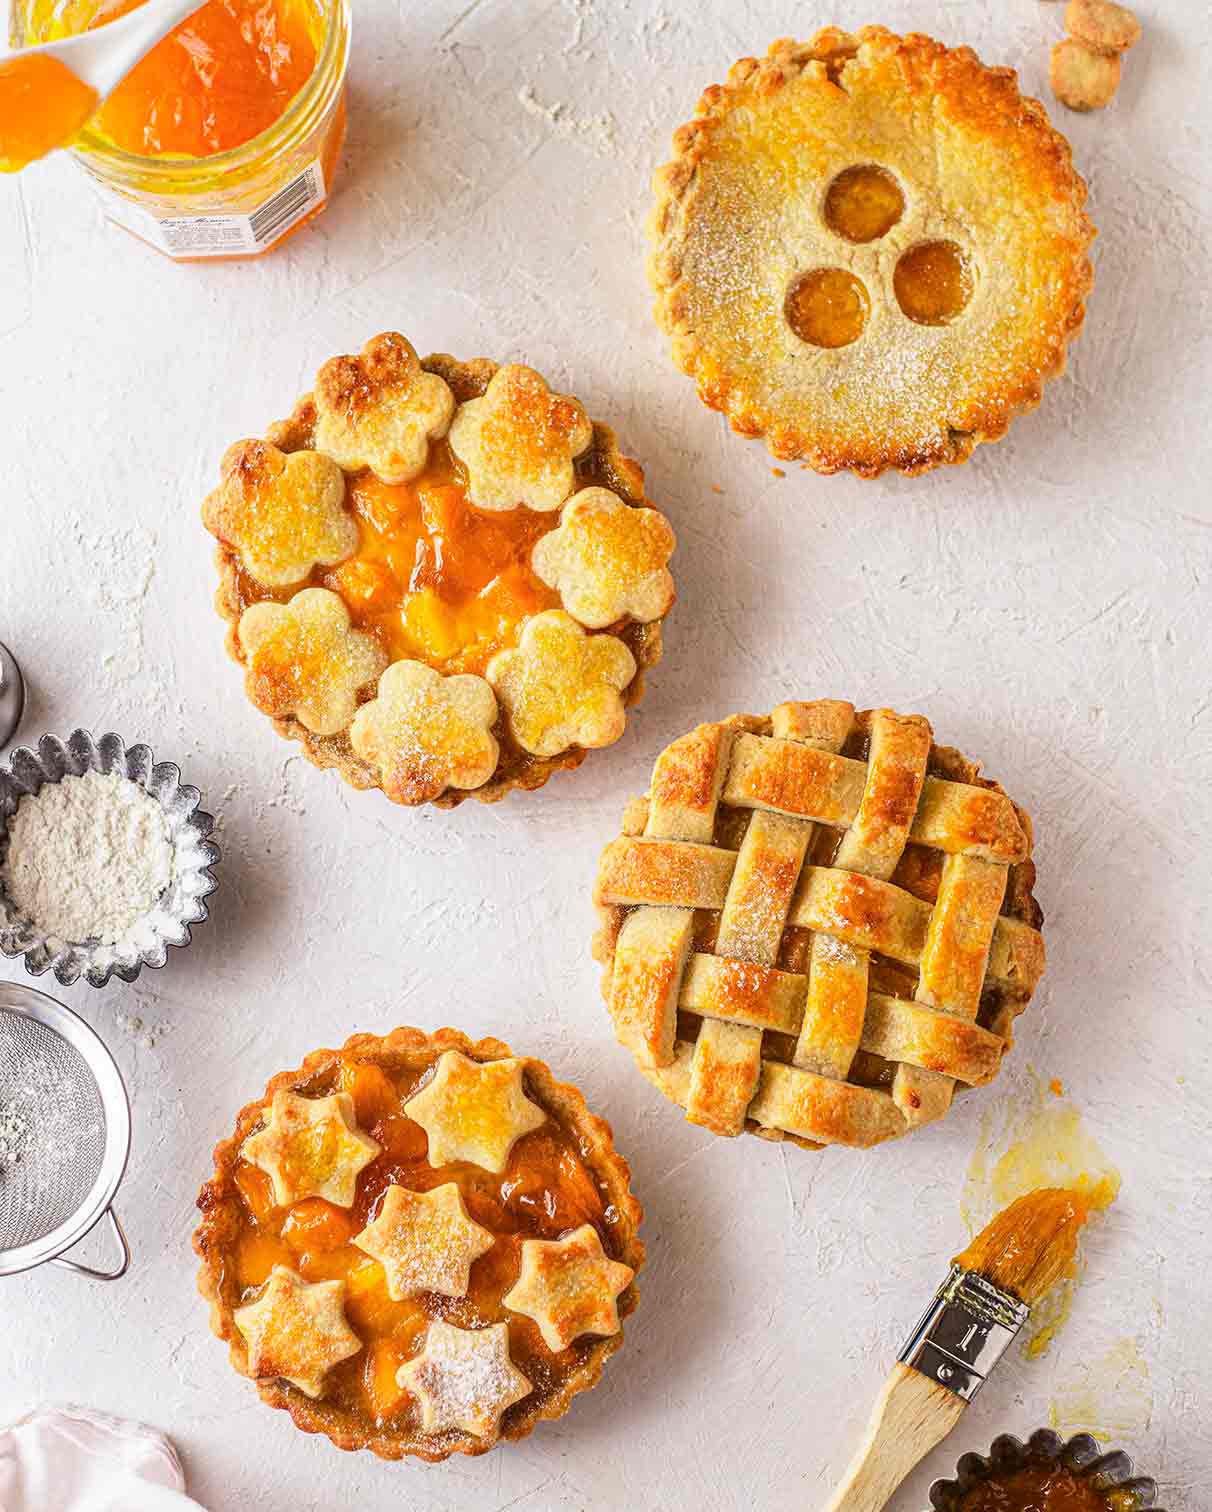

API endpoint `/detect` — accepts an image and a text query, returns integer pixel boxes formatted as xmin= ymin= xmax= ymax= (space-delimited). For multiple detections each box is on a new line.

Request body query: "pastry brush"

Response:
xmin=823 ymin=1188 xmax=1092 ymax=1512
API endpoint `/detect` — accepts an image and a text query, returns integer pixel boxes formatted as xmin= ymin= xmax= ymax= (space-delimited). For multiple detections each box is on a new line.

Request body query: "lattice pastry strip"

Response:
xmin=594 ymin=701 xmax=1045 ymax=1151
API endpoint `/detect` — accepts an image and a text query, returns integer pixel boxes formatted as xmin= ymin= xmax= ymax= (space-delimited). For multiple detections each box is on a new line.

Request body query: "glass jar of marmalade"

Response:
xmin=12 ymin=0 xmax=350 ymax=260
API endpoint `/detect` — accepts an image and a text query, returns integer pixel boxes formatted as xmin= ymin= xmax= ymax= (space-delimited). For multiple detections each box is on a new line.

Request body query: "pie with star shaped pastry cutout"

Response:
xmin=194 ymin=1027 xmax=643 ymax=1461
xmin=203 ymin=342 xmax=675 ymax=809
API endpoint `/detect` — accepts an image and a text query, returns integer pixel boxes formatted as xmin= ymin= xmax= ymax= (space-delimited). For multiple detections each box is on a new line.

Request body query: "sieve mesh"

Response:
xmin=0 ymin=1009 xmax=107 ymax=1250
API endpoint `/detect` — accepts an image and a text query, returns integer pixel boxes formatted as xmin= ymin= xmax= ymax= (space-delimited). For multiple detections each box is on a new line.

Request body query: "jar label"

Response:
xmin=99 ymin=160 xmax=327 ymax=258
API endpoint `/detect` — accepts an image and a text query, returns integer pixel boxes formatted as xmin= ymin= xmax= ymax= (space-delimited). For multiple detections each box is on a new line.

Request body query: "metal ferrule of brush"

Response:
xmin=897 ymin=1265 xmax=1031 ymax=1401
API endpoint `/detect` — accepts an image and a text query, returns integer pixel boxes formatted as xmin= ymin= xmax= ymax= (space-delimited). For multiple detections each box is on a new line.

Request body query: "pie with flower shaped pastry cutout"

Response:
xmin=204 ymin=340 xmax=675 ymax=808
xmin=648 ymin=28 xmax=1095 ymax=476
xmin=194 ymin=1027 xmax=643 ymax=1462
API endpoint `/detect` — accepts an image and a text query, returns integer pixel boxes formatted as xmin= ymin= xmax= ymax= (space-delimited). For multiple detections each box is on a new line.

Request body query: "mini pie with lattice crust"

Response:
xmin=593 ymin=701 xmax=1045 ymax=1149
xmin=648 ymin=28 xmax=1096 ymax=477
xmin=194 ymin=1027 xmax=643 ymax=1461
xmin=202 ymin=335 xmax=675 ymax=808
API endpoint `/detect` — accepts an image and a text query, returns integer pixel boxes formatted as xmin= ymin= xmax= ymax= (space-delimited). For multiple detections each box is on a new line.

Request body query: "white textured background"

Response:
xmin=1 ymin=1 xmax=1210 ymax=1508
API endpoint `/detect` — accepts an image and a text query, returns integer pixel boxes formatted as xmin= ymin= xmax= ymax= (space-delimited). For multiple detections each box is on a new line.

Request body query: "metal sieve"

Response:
xmin=0 ymin=982 xmax=131 ymax=1280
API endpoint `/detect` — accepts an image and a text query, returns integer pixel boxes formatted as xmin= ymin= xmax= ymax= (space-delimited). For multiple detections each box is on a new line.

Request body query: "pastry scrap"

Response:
xmin=194 ymin=1027 xmax=643 ymax=1461
xmin=1051 ymin=0 xmax=1140 ymax=112
xmin=648 ymin=28 xmax=1095 ymax=476
xmin=594 ymin=701 xmax=1045 ymax=1149
xmin=203 ymin=339 xmax=675 ymax=807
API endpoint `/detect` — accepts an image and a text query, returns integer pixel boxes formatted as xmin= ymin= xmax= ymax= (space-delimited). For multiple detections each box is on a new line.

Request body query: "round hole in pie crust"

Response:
xmin=822 ymin=164 xmax=905 ymax=243
xmin=784 ymin=268 xmax=871 ymax=348
xmin=893 ymin=240 xmax=976 ymax=326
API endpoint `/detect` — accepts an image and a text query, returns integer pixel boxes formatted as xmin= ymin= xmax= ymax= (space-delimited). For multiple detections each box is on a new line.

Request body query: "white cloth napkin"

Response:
xmin=0 ymin=1405 xmax=205 ymax=1512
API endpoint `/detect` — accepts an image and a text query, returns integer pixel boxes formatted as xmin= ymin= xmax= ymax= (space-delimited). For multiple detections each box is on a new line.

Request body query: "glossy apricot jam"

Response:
xmin=217 ymin=1052 xmax=628 ymax=1429
xmin=91 ymin=0 xmax=321 ymax=158
xmin=234 ymin=440 xmax=562 ymax=678
xmin=895 ymin=240 xmax=975 ymax=326
xmin=823 ymin=164 xmax=904 ymax=243
xmin=956 ymin=1462 xmax=1129 ymax=1511
xmin=0 ymin=53 xmax=97 ymax=172
xmin=785 ymin=267 xmax=870 ymax=349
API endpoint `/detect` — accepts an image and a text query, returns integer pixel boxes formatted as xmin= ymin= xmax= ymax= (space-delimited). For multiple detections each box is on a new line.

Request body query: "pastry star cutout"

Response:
xmin=352 ymin=1182 xmax=495 ymax=1300
xmin=233 ymin=1264 xmax=362 ymax=1398
xmin=396 ymin=1321 xmax=532 ymax=1440
xmin=241 ymin=1089 xmax=382 ymax=1208
xmin=403 ymin=1051 xmax=546 ymax=1174
xmin=503 ymin=1223 xmax=635 ymax=1351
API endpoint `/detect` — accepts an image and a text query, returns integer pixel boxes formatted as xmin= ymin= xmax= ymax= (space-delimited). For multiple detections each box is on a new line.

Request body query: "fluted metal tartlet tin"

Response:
xmin=0 ymin=730 xmax=220 ymax=988
xmin=929 ymin=1428 xmax=1163 ymax=1510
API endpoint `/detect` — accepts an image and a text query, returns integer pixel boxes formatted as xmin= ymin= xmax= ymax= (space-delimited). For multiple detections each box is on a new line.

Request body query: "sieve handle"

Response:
xmin=51 ymin=1207 xmax=131 ymax=1282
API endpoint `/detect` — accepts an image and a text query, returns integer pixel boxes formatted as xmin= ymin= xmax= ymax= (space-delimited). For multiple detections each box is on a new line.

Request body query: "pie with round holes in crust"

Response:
xmin=202 ymin=335 xmax=675 ymax=807
xmin=593 ymin=701 xmax=1045 ymax=1148
xmin=647 ymin=28 xmax=1096 ymax=477
xmin=194 ymin=1027 xmax=643 ymax=1461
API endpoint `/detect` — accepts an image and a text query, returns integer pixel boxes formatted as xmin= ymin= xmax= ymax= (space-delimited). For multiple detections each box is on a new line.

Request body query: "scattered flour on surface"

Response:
xmin=516 ymin=85 xmax=617 ymax=155
xmin=1 ymin=770 xmax=174 ymax=945
xmin=0 ymin=1103 xmax=29 ymax=1168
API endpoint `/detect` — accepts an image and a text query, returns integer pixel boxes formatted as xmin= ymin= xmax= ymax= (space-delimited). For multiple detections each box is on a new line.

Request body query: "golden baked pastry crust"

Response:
xmin=648 ymin=28 xmax=1096 ymax=477
xmin=594 ymin=702 xmax=1044 ymax=1149
xmin=207 ymin=352 xmax=667 ymax=808
xmin=194 ymin=1026 xmax=643 ymax=1462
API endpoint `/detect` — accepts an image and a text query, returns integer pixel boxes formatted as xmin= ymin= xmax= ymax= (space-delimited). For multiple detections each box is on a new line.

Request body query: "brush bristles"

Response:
xmin=952 ymin=1188 xmax=1090 ymax=1305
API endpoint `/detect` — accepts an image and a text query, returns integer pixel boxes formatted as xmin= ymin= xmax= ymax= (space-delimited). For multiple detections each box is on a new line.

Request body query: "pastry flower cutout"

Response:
xmin=448 ymin=364 xmax=593 ymax=512
xmin=396 ymin=1321 xmax=532 ymax=1440
xmin=353 ymin=1183 xmax=495 ymax=1301
xmin=349 ymin=661 xmax=499 ymax=805
xmin=234 ymin=1265 xmax=362 ymax=1398
xmin=238 ymin=587 xmax=388 ymax=738
xmin=403 ymin=1051 xmax=546 ymax=1174
xmin=503 ymin=1224 xmax=635 ymax=1352
xmin=241 ymin=1089 xmax=382 ymax=1208
xmin=203 ymin=440 xmax=358 ymax=588
xmin=486 ymin=610 xmax=636 ymax=758
xmin=531 ymin=487 xmax=676 ymax=629
xmin=313 ymin=332 xmax=455 ymax=485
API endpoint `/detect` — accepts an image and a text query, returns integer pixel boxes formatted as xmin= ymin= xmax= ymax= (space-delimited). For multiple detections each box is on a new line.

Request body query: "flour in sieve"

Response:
xmin=1 ymin=770 xmax=174 ymax=945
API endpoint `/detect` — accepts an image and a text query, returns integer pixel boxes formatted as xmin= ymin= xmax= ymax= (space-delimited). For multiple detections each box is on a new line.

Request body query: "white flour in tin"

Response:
xmin=1 ymin=770 xmax=174 ymax=945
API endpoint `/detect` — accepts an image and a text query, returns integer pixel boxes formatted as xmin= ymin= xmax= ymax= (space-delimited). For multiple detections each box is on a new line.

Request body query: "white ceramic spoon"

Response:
xmin=14 ymin=0 xmax=208 ymax=101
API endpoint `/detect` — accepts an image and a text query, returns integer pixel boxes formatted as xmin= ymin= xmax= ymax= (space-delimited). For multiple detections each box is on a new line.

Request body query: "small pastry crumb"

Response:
xmin=772 ymin=467 xmax=786 ymax=478
xmin=1050 ymin=39 xmax=1122 ymax=111
xmin=1050 ymin=0 xmax=1140 ymax=112
xmin=1065 ymin=0 xmax=1141 ymax=54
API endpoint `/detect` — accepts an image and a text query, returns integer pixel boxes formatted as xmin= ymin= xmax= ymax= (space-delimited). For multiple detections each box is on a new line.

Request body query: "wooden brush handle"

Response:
xmin=822 ymin=1363 xmax=967 ymax=1512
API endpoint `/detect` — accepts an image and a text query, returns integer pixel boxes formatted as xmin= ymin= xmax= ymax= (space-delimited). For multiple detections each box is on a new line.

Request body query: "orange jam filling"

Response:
xmin=318 ymin=442 xmax=561 ymax=676
xmin=823 ymin=164 xmax=904 ymax=243
xmin=224 ymin=1055 xmax=622 ymax=1426
xmin=51 ymin=0 xmax=322 ymax=158
xmin=894 ymin=240 xmax=975 ymax=326
xmin=0 ymin=54 xmax=98 ymax=171
xmin=785 ymin=267 xmax=870 ymax=348
xmin=957 ymin=1462 xmax=1131 ymax=1511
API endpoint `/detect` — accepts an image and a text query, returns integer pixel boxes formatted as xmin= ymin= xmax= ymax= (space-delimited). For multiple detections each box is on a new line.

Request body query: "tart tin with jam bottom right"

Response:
xmin=929 ymin=1428 xmax=1164 ymax=1511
